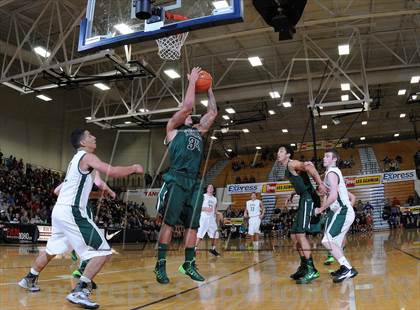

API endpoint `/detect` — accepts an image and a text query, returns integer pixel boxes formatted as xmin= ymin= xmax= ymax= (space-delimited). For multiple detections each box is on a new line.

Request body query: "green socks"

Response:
xmin=185 ymin=247 xmax=195 ymax=262
xmin=158 ymin=243 xmax=168 ymax=260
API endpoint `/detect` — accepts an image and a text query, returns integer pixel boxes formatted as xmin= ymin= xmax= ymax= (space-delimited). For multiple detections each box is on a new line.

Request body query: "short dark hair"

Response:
xmin=191 ymin=115 xmax=201 ymax=125
xmin=279 ymin=144 xmax=294 ymax=159
xmin=70 ymin=128 xmax=87 ymax=149
xmin=325 ymin=148 xmax=340 ymax=160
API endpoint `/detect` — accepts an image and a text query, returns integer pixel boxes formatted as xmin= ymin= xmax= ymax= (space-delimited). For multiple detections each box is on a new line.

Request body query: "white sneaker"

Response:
xmin=66 ymin=291 xmax=99 ymax=309
xmin=18 ymin=276 xmax=40 ymax=292
xmin=66 ymin=282 xmax=99 ymax=309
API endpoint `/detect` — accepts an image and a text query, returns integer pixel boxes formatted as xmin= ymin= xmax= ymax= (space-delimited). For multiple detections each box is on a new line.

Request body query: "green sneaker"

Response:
xmin=154 ymin=259 xmax=170 ymax=284
xmin=296 ymin=269 xmax=320 ymax=284
xmin=178 ymin=260 xmax=205 ymax=282
xmin=72 ymin=269 xmax=82 ymax=278
xmin=290 ymin=264 xmax=306 ymax=280
xmin=324 ymin=254 xmax=335 ymax=265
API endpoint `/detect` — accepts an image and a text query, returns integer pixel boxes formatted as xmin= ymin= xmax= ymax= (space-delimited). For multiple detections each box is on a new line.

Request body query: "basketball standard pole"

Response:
xmin=309 ymin=107 xmax=318 ymax=164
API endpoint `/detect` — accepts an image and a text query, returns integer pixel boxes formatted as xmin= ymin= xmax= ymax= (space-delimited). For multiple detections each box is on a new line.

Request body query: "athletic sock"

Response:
xmin=27 ymin=268 xmax=39 ymax=278
xmin=158 ymin=243 xmax=168 ymax=261
xmin=338 ymin=256 xmax=352 ymax=269
xmin=185 ymin=247 xmax=195 ymax=262
xmin=307 ymin=257 xmax=315 ymax=268
xmin=253 ymin=241 xmax=259 ymax=249
xmin=300 ymin=256 xmax=306 ymax=265
xmin=80 ymin=275 xmax=91 ymax=284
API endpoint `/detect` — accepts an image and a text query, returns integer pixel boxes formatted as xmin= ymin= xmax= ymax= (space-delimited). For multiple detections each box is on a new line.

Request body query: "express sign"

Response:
xmin=382 ymin=170 xmax=416 ymax=183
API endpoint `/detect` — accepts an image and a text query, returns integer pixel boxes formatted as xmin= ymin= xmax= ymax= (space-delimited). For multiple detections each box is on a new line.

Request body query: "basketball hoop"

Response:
xmin=156 ymin=12 xmax=189 ymax=61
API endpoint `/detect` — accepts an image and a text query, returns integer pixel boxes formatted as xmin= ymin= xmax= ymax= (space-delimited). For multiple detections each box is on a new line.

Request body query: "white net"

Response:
xmin=156 ymin=32 xmax=189 ymax=60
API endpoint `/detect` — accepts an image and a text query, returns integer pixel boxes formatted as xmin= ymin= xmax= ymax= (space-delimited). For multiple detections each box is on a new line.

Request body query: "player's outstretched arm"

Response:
xmin=197 ymin=87 xmax=218 ymax=134
xmin=82 ymin=153 xmax=143 ymax=178
xmin=166 ymin=67 xmax=201 ymax=141
xmin=94 ymin=171 xmax=116 ymax=199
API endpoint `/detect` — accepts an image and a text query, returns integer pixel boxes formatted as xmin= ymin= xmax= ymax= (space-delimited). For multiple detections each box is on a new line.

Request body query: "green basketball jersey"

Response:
xmin=285 ymin=161 xmax=315 ymax=195
xmin=167 ymin=125 xmax=203 ymax=177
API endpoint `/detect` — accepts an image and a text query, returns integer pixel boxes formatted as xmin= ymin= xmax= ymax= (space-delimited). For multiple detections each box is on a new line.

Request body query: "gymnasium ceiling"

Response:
xmin=0 ymin=0 xmax=419 ymax=155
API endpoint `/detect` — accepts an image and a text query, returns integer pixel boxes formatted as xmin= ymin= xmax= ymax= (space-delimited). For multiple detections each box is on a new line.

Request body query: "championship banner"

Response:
xmin=382 ymin=170 xmax=416 ymax=183
xmin=261 ymin=182 xmax=294 ymax=194
xmin=297 ymin=139 xmax=342 ymax=151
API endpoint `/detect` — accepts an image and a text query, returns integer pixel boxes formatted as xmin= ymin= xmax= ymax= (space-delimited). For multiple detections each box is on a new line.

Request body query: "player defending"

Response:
xmin=277 ymin=145 xmax=327 ymax=284
xmin=196 ymin=184 xmax=221 ymax=256
xmin=244 ymin=192 xmax=265 ymax=250
xmin=18 ymin=129 xmax=143 ymax=309
xmin=315 ymin=149 xmax=358 ymax=283
xmin=154 ymin=67 xmax=218 ymax=284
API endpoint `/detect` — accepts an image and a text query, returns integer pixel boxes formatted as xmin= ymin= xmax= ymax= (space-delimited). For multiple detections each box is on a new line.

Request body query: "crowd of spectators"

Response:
xmin=0 ymin=151 xmax=161 ymax=241
xmin=382 ymin=196 xmax=419 ymax=229
xmin=0 ymin=153 xmax=63 ymax=225
xmin=92 ymin=199 xmax=160 ymax=241
xmin=383 ymin=155 xmax=402 ymax=172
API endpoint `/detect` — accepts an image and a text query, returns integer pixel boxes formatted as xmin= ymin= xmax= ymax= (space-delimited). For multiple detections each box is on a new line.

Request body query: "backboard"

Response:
xmin=78 ymin=0 xmax=243 ymax=53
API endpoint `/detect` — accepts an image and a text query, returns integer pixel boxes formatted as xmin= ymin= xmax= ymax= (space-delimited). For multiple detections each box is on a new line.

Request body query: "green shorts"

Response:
xmin=291 ymin=192 xmax=321 ymax=234
xmin=156 ymin=172 xmax=204 ymax=229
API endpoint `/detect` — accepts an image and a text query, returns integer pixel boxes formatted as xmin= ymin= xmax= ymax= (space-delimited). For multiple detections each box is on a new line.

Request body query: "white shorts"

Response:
xmin=46 ymin=204 xmax=112 ymax=261
xmin=197 ymin=213 xmax=219 ymax=239
xmin=248 ymin=217 xmax=261 ymax=236
xmin=322 ymin=206 xmax=355 ymax=248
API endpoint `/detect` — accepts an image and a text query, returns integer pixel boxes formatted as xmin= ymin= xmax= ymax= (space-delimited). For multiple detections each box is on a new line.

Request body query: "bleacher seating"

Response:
xmin=372 ymin=140 xmax=418 ymax=171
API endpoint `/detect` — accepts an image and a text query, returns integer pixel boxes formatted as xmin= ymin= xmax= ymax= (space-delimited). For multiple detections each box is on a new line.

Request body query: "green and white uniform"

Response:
xmin=156 ymin=125 xmax=204 ymax=229
xmin=322 ymin=167 xmax=355 ymax=247
xmin=285 ymin=161 xmax=321 ymax=234
xmin=46 ymin=150 xmax=111 ymax=261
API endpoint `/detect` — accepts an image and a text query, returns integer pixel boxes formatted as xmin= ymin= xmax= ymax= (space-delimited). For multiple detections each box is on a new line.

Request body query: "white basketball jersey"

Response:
xmin=325 ymin=167 xmax=351 ymax=213
xmin=246 ymin=199 xmax=261 ymax=218
xmin=56 ymin=150 xmax=94 ymax=209
xmin=202 ymin=194 xmax=217 ymax=216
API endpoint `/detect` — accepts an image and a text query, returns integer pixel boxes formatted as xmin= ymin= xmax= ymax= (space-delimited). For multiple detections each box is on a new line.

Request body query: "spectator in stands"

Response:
xmin=0 ymin=209 xmax=10 ymax=222
xmin=390 ymin=199 xmax=401 ymax=229
xmin=144 ymin=173 xmax=153 ymax=187
xmin=392 ymin=197 xmax=400 ymax=207
xmin=225 ymin=206 xmax=234 ymax=218
xmin=363 ymin=201 xmax=374 ymax=215
xmin=356 ymin=200 xmax=364 ymax=213
xmin=20 ymin=211 xmax=30 ymax=224
xmin=235 ymin=176 xmax=241 ymax=184
xmin=249 ymin=175 xmax=256 ymax=183
xmin=407 ymin=196 xmax=415 ymax=206
xmin=243 ymin=176 xmax=249 ymax=183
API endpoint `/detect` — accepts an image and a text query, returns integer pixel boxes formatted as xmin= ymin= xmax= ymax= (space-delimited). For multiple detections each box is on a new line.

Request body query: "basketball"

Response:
xmin=195 ymin=70 xmax=212 ymax=93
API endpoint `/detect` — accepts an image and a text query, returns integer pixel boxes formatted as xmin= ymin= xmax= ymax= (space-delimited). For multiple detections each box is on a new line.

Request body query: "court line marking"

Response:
xmin=0 ymin=261 xmax=181 ymax=287
xmin=130 ymin=256 xmax=273 ymax=310
xmin=393 ymin=246 xmax=420 ymax=260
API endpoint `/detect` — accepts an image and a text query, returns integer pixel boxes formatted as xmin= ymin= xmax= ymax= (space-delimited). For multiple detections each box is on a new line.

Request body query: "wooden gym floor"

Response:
xmin=0 ymin=229 xmax=418 ymax=310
